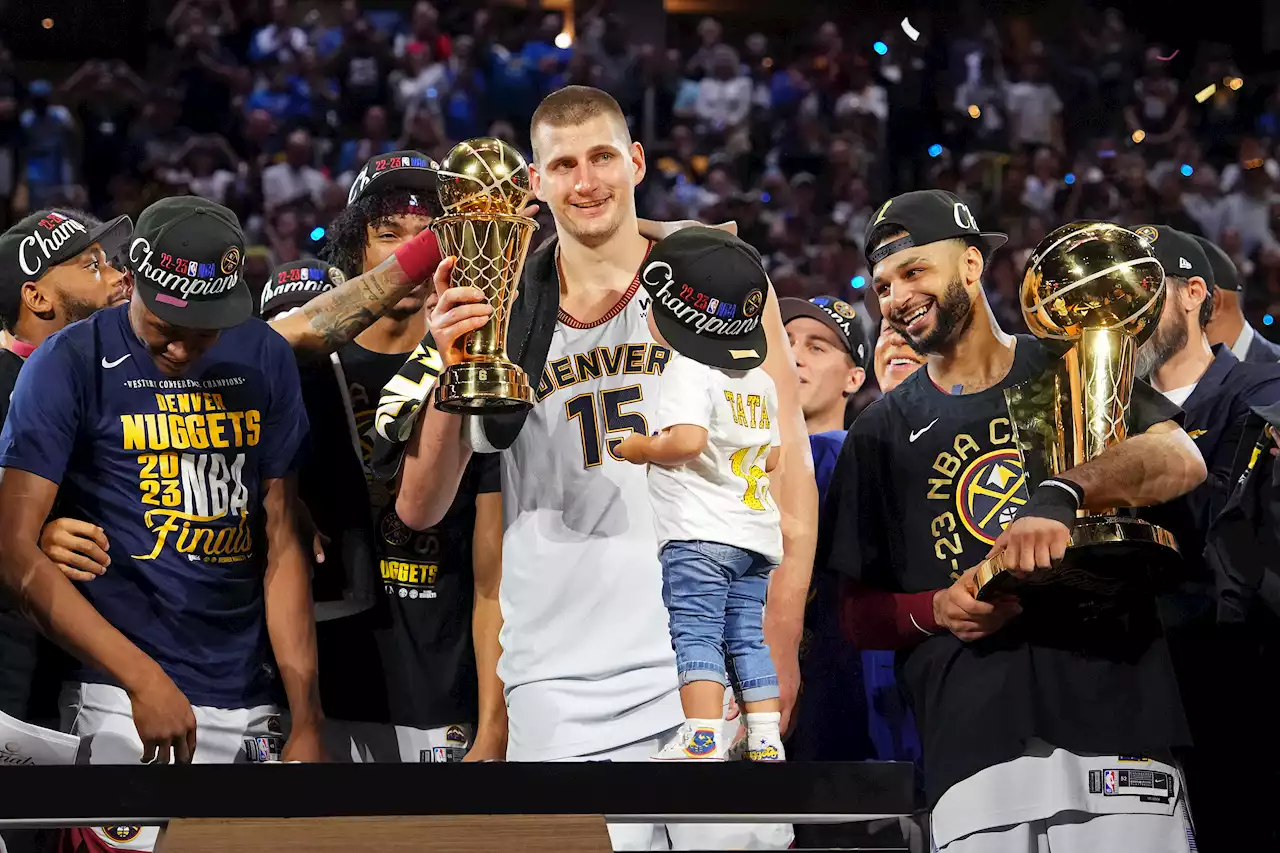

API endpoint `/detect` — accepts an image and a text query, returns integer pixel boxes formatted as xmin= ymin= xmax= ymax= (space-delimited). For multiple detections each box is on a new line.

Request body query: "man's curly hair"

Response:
xmin=321 ymin=190 xmax=434 ymax=281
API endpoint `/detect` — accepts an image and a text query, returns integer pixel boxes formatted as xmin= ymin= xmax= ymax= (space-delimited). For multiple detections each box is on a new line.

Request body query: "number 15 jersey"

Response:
xmin=499 ymin=271 xmax=683 ymax=762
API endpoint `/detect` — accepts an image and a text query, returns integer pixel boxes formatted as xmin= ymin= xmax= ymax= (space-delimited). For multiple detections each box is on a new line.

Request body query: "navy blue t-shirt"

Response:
xmin=0 ymin=305 xmax=309 ymax=708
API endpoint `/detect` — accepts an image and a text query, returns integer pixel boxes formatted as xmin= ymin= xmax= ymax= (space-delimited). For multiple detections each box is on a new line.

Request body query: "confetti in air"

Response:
xmin=901 ymin=17 xmax=920 ymax=42
xmin=1155 ymin=49 xmax=1179 ymax=61
xmin=1195 ymin=83 xmax=1217 ymax=103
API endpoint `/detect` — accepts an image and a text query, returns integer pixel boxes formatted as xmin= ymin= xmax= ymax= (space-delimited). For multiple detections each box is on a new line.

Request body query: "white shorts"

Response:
xmin=934 ymin=804 xmax=1197 ymax=853
xmin=322 ymin=719 xmax=475 ymax=763
xmin=60 ymin=682 xmax=283 ymax=852
xmin=554 ymin=724 xmax=795 ymax=852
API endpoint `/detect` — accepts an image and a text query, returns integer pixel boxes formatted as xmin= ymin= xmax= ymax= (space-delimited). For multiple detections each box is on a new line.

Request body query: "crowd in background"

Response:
xmin=2 ymin=0 xmax=1280 ymax=376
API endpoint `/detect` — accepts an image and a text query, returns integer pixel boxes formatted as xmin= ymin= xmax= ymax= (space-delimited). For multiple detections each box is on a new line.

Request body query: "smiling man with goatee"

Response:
xmin=820 ymin=190 xmax=1208 ymax=853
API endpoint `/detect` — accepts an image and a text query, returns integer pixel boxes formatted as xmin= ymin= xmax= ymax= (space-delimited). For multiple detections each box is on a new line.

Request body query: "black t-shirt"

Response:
xmin=0 ymin=348 xmax=36 ymax=717
xmin=819 ymin=335 xmax=1191 ymax=806
xmin=313 ymin=342 xmax=499 ymax=730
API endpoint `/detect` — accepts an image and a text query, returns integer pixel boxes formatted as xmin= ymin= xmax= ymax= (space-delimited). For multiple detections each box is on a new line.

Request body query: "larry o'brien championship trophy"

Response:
xmin=974 ymin=221 xmax=1181 ymax=605
xmin=432 ymin=137 xmax=539 ymax=413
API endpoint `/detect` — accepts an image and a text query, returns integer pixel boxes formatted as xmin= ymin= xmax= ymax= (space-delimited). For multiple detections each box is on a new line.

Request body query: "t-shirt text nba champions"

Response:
xmin=0 ymin=306 xmax=308 ymax=707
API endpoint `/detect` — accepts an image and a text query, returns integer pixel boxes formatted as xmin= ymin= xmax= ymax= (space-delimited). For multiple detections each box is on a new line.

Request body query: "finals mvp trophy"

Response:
xmin=432 ymin=138 xmax=539 ymax=413
xmin=974 ymin=221 xmax=1181 ymax=605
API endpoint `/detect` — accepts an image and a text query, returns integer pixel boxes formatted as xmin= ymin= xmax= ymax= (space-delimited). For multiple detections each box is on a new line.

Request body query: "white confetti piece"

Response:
xmin=901 ymin=17 xmax=920 ymax=42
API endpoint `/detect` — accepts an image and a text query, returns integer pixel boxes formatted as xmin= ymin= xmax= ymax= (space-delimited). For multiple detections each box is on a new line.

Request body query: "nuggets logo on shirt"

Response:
xmin=924 ymin=417 xmax=1029 ymax=580
xmin=955 ymin=448 xmax=1027 ymax=543
xmin=121 ymin=389 xmax=260 ymax=564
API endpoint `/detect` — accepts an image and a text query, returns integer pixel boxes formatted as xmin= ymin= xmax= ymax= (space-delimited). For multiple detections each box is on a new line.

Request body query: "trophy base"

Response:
xmin=974 ymin=516 xmax=1180 ymax=605
xmin=435 ymin=362 xmax=534 ymax=414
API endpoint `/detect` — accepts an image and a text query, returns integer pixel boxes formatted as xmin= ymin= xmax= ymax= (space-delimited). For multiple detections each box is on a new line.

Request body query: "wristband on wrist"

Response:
xmin=393 ymin=229 xmax=444 ymax=282
xmin=1018 ymin=476 xmax=1083 ymax=527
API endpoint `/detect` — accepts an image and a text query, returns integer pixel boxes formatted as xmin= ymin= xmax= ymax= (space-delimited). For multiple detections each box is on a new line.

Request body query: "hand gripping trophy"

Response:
xmin=432 ymin=138 xmax=539 ymax=413
xmin=974 ymin=221 xmax=1181 ymax=606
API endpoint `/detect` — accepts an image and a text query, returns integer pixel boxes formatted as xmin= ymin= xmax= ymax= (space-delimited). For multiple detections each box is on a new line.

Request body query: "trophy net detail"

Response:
xmin=434 ymin=214 xmax=535 ymax=362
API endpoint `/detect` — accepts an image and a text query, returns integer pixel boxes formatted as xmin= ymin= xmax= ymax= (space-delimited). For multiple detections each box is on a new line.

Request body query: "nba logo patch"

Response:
xmin=1104 ymin=769 xmax=1117 ymax=795
xmin=684 ymin=728 xmax=717 ymax=757
xmin=244 ymin=736 xmax=281 ymax=763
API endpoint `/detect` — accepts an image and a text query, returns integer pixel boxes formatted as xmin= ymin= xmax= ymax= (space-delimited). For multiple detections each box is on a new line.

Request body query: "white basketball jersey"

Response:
xmin=498 ymin=276 xmax=682 ymax=762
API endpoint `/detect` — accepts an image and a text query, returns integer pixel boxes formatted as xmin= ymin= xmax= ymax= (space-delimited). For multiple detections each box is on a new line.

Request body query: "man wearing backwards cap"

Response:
xmin=0 ymin=199 xmax=321 ymax=800
xmin=1197 ymin=234 xmax=1280 ymax=363
xmin=1132 ymin=224 xmax=1280 ymax=852
xmin=819 ymin=189 xmax=1206 ymax=852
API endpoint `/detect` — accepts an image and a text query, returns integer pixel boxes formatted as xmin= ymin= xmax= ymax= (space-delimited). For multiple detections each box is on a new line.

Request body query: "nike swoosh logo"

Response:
xmin=909 ymin=418 xmax=939 ymax=442
xmin=102 ymin=354 xmax=131 ymax=369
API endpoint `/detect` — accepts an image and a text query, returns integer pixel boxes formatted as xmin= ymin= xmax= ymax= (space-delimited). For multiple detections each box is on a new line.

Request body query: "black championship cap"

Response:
xmin=347 ymin=149 xmax=441 ymax=208
xmin=125 ymin=197 xmax=251 ymax=330
xmin=780 ymin=295 xmax=870 ymax=368
xmin=865 ymin=189 xmax=1007 ymax=266
xmin=260 ymin=259 xmax=346 ymax=320
xmin=0 ymin=209 xmax=132 ymax=289
xmin=1191 ymin=234 xmax=1241 ymax=292
xmin=1134 ymin=225 xmax=1214 ymax=287
xmin=640 ymin=227 xmax=769 ymax=370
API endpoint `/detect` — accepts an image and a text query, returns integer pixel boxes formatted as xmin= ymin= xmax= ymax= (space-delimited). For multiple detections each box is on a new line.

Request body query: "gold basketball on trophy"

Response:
xmin=432 ymin=138 xmax=539 ymax=413
xmin=437 ymin=138 xmax=534 ymax=216
xmin=974 ymin=221 xmax=1181 ymax=605
xmin=1020 ymin=221 xmax=1166 ymax=346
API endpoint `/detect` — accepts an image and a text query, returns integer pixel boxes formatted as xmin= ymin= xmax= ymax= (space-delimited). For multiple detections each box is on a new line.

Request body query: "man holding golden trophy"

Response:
xmin=388 ymin=83 xmax=805 ymax=852
xmin=820 ymin=189 xmax=1206 ymax=852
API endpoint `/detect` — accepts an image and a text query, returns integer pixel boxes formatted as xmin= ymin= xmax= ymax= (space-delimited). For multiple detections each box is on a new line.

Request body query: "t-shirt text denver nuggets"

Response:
xmin=0 ymin=306 xmax=308 ymax=708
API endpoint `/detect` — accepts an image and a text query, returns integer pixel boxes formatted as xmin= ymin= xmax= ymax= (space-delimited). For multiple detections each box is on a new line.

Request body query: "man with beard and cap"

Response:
xmin=822 ymin=189 xmax=1207 ymax=852
xmin=1131 ymin=224 xmax=1280 ymax=852
xmin=0 ymin=197 xmax=320 ymax=853
xmin=1199 ymin=233 xmax=1280 ymax=362
xmin=0 ymin=209 xmax=132 ymax=729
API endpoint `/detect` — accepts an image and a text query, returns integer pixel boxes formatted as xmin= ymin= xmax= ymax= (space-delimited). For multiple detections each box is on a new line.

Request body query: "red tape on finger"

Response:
xmin=394 ymin=229 xmax=444 ymax=282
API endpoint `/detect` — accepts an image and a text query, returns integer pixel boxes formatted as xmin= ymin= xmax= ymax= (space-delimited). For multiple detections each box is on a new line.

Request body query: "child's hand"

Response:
xmin=614 ymin=435 xmax=649 ymax=465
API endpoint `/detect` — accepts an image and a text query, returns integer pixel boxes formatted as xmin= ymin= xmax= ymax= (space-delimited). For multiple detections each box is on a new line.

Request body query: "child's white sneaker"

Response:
xmin=743 ymin=730 xmax=786 ymax=761
xmin=651 ymin=721 xmax=725 ymax=761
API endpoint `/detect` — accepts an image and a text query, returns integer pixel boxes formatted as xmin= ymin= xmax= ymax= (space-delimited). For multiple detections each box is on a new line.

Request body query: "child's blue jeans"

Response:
xmin=659 ymin=540 xmax=779 ymax=703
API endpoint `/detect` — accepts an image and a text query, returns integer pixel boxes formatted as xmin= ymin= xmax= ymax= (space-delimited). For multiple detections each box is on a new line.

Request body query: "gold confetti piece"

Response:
xmin=1132 ymin=129 xmax=1146 ymax=143
xmin=901 ymin=17 xmax=920 ymax=42
xmin=968 ymin=104 xmax=981 ymax=119
xmin=1195 ymin=83 xmax=1217 ymax=103
xmin=1228 ymin=77 xmax=1243 ymax=91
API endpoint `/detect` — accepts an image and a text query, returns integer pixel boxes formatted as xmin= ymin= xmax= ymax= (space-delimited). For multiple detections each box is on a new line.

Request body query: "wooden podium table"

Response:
xmin=0 ymin=762 xmax=917 ymax=852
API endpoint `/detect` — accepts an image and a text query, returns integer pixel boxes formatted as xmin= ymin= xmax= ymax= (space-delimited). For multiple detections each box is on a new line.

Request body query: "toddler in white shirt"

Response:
xmin=616 ymin=227 xmax=785 ymax=762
